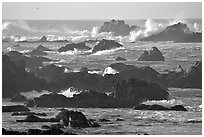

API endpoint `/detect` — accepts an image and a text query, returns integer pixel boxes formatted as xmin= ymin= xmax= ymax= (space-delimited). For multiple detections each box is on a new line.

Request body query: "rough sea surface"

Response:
xmin=2 ymin=19 xmax=202 ymax=135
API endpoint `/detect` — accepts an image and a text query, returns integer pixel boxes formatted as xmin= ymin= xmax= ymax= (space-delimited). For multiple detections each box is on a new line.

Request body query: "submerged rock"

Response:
xmin=92 ymin=39 xmax=123 ymax=53
xmin=133 ymin=104 xmax=187 ymax=111
xmin=2 ymin=105 xmax=30 ymax=112
xmin=12 ymin=112 xmax=47 ymax=116
xmin=138 ymin=47 xmax=165 ymax=61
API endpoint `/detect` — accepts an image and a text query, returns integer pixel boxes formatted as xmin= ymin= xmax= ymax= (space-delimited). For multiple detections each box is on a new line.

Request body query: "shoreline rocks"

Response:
xmin=58 ymin=42 xmax=91 ymax=52
xmin=138 ymin=47 xmax=165 ymax=61
xmin=133 ymin=104 xmax=187 ymax=111
xmin=2 ymin=105 xmax=30 ymax=112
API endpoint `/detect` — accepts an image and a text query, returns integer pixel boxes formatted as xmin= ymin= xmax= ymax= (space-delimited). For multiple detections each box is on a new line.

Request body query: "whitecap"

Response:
xmin=92 ymin=47 xmax=125 ymax=56
xmin=142 ymin=99 xmax=183 ymax=108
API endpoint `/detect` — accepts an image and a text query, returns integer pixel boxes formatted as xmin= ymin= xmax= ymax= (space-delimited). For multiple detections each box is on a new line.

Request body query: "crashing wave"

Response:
xmin=103 ymin=67 xmax=119 ymax=76
xmin=142 ymin=99 xmax=183 ymax=108
xmin=20 ymin=90 xmax=51 ymax=100
xmin=58 ymin=87 xmax=82 ymax=98
xmin=92 ymin=47 xmax=125 ymax=55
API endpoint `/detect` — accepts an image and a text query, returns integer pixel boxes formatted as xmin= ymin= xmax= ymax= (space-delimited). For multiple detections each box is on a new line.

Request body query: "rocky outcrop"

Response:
xmin=16 ymin=114 xmax=59 ymax=122
xmin=138 ymin=47 xmax=165 ymax=61
xmin=12 ymin=112 xmax=47 ymax=116
xmin=2 ymin=54 xmax=49 ymax=97
xmin=133 ymin=104 xmax=187 ymax=111
xmin=38 ymin=36 xmax=48 ymax=42
xmin=35 ymin=45 xmax=52 ymax=51
xmin=92 ymin=39 xmax=123 ymax=53
xmin=141 ymin=22 xmax=202 ymax=43
xmin=2 ymin=105 xmax=30 ymax=112
xmin=10 ymin=93 xmax=27 ymax=102
xmin=58 ymin=42 xmax=91 ymax=52
xmin=27 ymin=49 xmax=48 ymax=56
xmin=56 ymin=109 xmax=100 ymax=128
xmin=167 ymin=61 xmax=202 ymax=88
xmin=115 ymin=57 xmax=127 ymax=61
xmin=99 ymin=19 xmax=139 ymax=36
xmin=6 ymin=50 xmax=52 ymax=70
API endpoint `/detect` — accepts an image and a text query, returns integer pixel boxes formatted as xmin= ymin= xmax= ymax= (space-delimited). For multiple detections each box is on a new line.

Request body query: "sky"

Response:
xmin=2 ymin=2 xmax=202 ymax=20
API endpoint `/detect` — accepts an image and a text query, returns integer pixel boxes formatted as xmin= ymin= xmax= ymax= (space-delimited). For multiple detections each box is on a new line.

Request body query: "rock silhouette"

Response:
xmin=138 ymin=47 xmax=165 ymax=61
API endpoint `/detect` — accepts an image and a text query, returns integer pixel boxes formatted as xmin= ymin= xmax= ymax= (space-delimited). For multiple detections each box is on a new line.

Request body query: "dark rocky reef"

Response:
xmin=16 ymin=114 xmax=59 ymax=122
xmin=35 ymin=45 xmax=52 ymax=51
xmin=25 ymin=77 xmax=168 ymax=108
xmin=58 ymin=42 xmax=91 ymax=52
xmin=141 ymin=22 xmax=202 ymax=43
xmin=99 ymin=19 xmax=139 ymax=36
xmin=115 ymin=57 xmax=127 ymax=61
xmin=134 ymin=104 xmax=187 ymax=111
xmin=138 ymin=47 xmax=165 ymax=61
xmin=2 ymin=105 xmax=30 ymax=112
xmin=12 ymin=112 xmax=47 ymax=116
xmin=38 ymin=36 xmax=48 ymax=42
xmin=92 ymin=39 xmax=123 ymax=53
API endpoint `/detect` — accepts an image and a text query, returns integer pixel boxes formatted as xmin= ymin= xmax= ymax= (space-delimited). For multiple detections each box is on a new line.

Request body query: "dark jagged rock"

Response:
xmin=99 ymin=118 xmax=110 ymax=122
xmin=16 ymin=114 xmax=59 ymax=122
xmin=115 ymin=57 xmax=127 ymax=61
xmin=92 ymin=39 xmax=123 ymax=53
xmin=138 ymin=47 xmax=165 ymax=61
xmin=99 ymin=19 xmax=139 ymax=36
xmin=109 ymin=63 xmax=136 ymax=72
xmin=6 ymin=50 xmax=52 ymax=70
xmin=2 ymin=105 xmax=30 ymax=112
xmin=112 ymin=78 xmax=169 ymax=107
xmin=2 ymin=128 xmax=76 ymax=135
xmin=12 ymin=112 xmax=47 ymax=116
xmin=170 ymin=105 xmax=187 ymax=111
xmin=27 ymin=49 xmax=48 ymax=56
xmin=35 ymin=45 xmax=52 ymax=51
xmin=56 ymin=109 xmax=100 ymax=128
xmin=2 ymin=54 xmax=49 ymax=97
xmin=58 ymin=42 xmax=91 ymax=52
xmin=141 ymin=22 xmax=202 ymax=43
xmin=134 ymin=104 xmax=187 ymax=111
xmin=38 ymin=36 xmax=48 ymax=42
xmin=163 ymin=61 xmax=202 ymax=88
xmin=35 ymin=64 xmax=68 ymax=83
xmin=10 ymin=93 xmax=27 ymax=102
xmin=115 ymin=118 xmax=125 ymax=121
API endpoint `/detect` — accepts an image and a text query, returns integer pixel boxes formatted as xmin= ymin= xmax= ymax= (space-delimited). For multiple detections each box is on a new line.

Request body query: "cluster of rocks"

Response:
xmin=133 ymin=104 xmax=187 ymax=111
xmin=99 ymin=19 xmax=139 ymax=36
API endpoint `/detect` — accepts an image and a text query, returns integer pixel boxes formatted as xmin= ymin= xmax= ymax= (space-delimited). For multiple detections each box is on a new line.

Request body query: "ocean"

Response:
xmin=2 ymin=19 xmax=202 ymax=135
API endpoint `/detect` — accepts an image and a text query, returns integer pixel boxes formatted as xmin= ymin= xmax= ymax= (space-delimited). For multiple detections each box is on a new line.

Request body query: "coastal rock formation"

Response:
xmin=10 ymin=93 xmax=27 ymax=102
xmin=167 ymin=61 xmax=202 ymax=88
xmin=25 ymin=77 xmax=168 ymax=108
xmin=2 ymin=105 xmax=30 ymax=112
xmin=92 ymin=39 xmax=123 ymax=53
xmin=138 ymin=47 xmax=165 ymax=61
xmin=27 ymin=49 xmax=48 ymax=56
xmin=38 ymin=36 xmax=48 ymax=42
xmin=2 ymin=54 xmax=49 ymax=97
xmin=99 ymin=19 xmax=139 ymax=36
xmin=141 ymin=22 xmax=202 ymax=43
xmin=56 ymin=109 xmax=100 ymax=128
xmin=133 ymin=104 xmax=187 ymax=111
xmin=16 ymin=114 xmax=59 ymax=122
xmin=6 ymin=50 xmax=52 ymax=70
xmin=58 ymin=42 xmax=91 ymax=52
xmin=12 ymin=112 xmax=47 ymax=116
xmin=115 ymin=57 xmax=127 ymax=61
xmin=35 ymin=45 xmax=52 ymax=51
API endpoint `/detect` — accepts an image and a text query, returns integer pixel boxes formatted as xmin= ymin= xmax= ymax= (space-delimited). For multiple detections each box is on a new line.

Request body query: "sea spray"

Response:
xmin=142 ymin=99 xmax=183 ymax=108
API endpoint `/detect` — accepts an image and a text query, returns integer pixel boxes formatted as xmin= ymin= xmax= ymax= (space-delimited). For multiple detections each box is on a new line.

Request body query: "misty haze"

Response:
xmin=2 ymin=2 xmax=202 ymax=135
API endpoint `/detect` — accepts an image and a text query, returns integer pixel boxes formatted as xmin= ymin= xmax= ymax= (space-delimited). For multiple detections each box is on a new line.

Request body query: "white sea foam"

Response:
xmin=58 ymin=87 xmax=81 ymax=98
xmin=92 ymin=47 xmax=125 ymax=56
xmin=20 ymin=90 xmax=51 ymax=100
xmin=142 ymin=99 xmax=183 ymax=108
xmin=103 ymin=67 xmax=119 ymax=76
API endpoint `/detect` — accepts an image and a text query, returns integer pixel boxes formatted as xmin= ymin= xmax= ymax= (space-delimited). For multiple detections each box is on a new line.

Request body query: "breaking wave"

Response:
xmin=92 ymin=47 xmax=125 ymax=55
xmin=142 ymin=99 xmax=183 ymax=108
xmin=20 ymin=90 xmax=52 ymax=100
